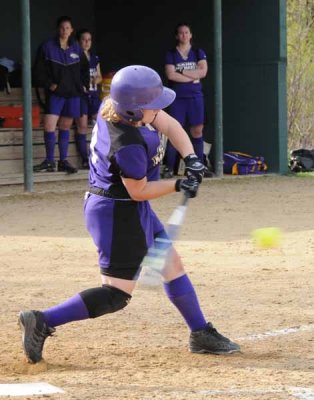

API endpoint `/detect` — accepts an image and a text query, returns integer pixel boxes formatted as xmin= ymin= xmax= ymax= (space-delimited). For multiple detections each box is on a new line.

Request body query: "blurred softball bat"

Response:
xmin=140 ymin=192 xmax=190 ymax=285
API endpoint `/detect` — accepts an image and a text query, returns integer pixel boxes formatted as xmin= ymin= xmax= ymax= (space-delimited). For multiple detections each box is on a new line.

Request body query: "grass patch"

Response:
xmin=288 ymin=171 xmax=314 ymax=178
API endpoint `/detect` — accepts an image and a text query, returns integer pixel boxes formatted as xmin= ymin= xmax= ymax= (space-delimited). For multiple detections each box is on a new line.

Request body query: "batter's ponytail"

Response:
xmin=101 ymin=97 xmax=121 ymax=123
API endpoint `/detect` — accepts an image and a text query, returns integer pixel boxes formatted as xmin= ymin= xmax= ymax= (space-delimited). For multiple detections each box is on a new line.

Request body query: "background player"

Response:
xmin=33 ymin=16 xmax=89 ymax=173
xmin=75 ymin=29 xmax=103 ymax=169
xmin=19 ymin=65 xmax=240 ymax=364
xmin=163 ymin=22 xmax=212 ymax=178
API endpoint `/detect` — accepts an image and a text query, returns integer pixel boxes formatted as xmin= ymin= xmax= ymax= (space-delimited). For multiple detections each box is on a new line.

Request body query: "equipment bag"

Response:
xmin=223 ymin=151 xmax=268 ymax=175
xmin=289 ymin=148 xmax=314 ymax=172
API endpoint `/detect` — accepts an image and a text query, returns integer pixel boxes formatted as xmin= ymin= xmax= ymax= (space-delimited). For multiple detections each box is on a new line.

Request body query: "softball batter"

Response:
xmin=19 ymin=65 xmax=240 ymax=364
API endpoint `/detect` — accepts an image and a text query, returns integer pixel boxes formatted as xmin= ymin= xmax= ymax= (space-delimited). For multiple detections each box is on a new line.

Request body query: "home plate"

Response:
xmin=0 ymin=382 xmax=64 ymax=397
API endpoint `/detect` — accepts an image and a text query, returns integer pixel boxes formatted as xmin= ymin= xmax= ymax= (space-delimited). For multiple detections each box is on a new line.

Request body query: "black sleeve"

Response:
xmin=32 ymin=45 xmax=53 ymax=90
xmin=80 ymin=52 xmax=90 ymax=90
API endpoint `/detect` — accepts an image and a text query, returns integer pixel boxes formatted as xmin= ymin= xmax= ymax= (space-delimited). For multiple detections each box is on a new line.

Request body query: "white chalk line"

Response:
xmin=0 ymin=382 xmax=64 ymax=397
xmin=236 ymin=323 xmax=314 ymax=341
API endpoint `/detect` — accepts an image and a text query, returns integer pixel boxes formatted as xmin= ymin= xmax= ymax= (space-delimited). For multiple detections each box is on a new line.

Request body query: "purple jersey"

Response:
xmin=165 ymin=48 xmax=206 ymax=98
xmin=88 ymin=111 xmax=165 ymax=197
xmin=88 ymin=53 xmax=100 ymax=96
xmin=34 ymin=38 xmax=89 ymax=98
xmin=81 ymin=52 xmax=101 ymax=117
xmin=85 ymin=111 xmax=165 ymax=278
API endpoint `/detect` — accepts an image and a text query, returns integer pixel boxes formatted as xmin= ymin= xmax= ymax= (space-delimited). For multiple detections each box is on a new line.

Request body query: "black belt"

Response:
xmin=89 ymin=186 xmax=131 ymax=200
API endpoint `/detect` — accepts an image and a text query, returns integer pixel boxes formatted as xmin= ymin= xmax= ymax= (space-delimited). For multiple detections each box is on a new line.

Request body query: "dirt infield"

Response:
xmin=0 ymin=176 xmax=313 ymax=400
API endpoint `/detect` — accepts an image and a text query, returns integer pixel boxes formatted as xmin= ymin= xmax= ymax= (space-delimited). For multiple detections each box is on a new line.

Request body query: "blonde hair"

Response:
xmin=100 ymin=97 xmax=122 ymax=123
xmin=100 ymin=97 xmax=142 ymax=126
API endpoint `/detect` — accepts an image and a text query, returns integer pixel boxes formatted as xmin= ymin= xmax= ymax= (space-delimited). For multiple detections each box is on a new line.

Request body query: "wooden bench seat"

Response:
xmin=0 ymin=88 xmax=92 ymax=177
xmin=0 ymin=127 xmax=91 ymax=174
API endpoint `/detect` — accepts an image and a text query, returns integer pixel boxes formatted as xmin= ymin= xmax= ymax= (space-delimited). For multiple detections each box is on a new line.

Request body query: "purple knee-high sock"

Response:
xmin=58 ymin=130 xmax=70 ymax=161
xmin=163 ymin=274 xmax=207 ymax=332
xmin=44 ymin=131 xmax=56 ymax=162
xmin=191 ymin=137 xmax=204 ymax=162
xmin=75 ymin=133 xmax=88 ymax=160
xmin=165 ymin=141 xmax=178 ymax=171
xmin=43 ymin=294 xmax=89 ymax=328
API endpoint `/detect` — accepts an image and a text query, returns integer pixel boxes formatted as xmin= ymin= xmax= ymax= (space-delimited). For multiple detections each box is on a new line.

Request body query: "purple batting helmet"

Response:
xmin=110 ymin=65 xmax=176 ymax=121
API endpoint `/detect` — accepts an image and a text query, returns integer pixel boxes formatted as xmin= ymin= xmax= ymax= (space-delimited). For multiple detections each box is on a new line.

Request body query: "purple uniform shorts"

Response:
xmin=84 ymin=193 xmax=165 ymax=280
xmin=81 ymin=93 xmax=102 ymax=117
xmin=168 ymin=96 xmax=204 ymax=127
xmin=45 ymin=94 xmax=81 ymax=118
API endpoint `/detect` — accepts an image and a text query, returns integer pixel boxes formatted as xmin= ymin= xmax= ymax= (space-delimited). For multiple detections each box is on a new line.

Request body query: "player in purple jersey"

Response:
xmin=33 ymin=16 xmax=90 ymax=174
xmin=75 ymin=29 xmax=103 ymax=169
xmin=164 ymin=23 xmax=212 ymax=178
xmin=18 ymin=66 xmax=240 ymax=364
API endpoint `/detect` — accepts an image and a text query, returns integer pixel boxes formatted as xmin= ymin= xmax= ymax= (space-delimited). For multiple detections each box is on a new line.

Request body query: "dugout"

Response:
xmin=93 ymin=0 xmax=288 ymax=175
xmin=1 ymin=0 xmax=287 ymax=190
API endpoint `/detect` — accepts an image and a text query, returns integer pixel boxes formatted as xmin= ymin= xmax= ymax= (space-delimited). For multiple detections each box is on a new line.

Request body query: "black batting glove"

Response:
xmin=175 ymin=177 xmax=199 ymax=198
xmin=184 ymin=154 xmax=205 ymax=183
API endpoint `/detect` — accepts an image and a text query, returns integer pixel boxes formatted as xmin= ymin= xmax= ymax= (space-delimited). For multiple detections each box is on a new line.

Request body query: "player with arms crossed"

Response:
xmin=164 ymin=22 xmax=212 ymax=178
xmin=18 ymin=65 xmax=240 ymax=364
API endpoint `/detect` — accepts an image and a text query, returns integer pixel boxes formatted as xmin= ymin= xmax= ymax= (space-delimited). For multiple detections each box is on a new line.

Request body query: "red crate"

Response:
xmin=0 ymin=105 xmax=40 ymax=128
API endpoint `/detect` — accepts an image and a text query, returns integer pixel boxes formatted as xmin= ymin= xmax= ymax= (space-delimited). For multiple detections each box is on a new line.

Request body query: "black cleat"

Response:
xmin=58 ymin=160 xmax=78 ymax=174
xmin=189 ymin=322 xmax=240 ymax=354
xmin=18 ymin=310 xmax=55 ymax=363
xmin=33 ymin=159 xmax=56 ymax=172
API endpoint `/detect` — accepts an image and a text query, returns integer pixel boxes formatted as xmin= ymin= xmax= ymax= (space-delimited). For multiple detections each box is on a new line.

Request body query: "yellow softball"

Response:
xmin=251 ymin=227 xmax=283 ymax=249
